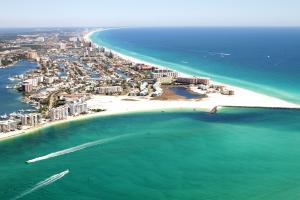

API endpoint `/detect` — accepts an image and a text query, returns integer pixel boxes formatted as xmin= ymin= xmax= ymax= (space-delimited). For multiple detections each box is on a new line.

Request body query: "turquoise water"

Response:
xmin=90 ymin=28 xmax=300 ymax=104
xmin=1 ymin=29 xmax=300 ymax=200
xmin=1 ymin=109 xmax=300 ymax=200
xmin=0 ymin=60 xmax=37 ymax=115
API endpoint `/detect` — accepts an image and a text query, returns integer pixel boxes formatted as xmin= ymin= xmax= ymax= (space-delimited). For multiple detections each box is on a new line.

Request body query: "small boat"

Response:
xmin=8 ymin=77 xmax=15 ymax=81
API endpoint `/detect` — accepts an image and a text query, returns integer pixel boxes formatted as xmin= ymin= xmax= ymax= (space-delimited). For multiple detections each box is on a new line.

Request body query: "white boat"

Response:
xmin=8 ymin=77 xmax=15 ymax=81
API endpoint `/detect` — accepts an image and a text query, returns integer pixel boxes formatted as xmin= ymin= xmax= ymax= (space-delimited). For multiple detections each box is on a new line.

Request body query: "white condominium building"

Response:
xmin=68 ymin=101 xmax=88 ymax=116
xmin=49 ymin=106 xmax=69 ymax=121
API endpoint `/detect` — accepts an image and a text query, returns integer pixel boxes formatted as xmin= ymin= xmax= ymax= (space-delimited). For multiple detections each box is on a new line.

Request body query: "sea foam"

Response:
xmin=26 ymin=133 xmax=134 ymax=163
xmin=12 ymin=169 xmax=69 ymax=200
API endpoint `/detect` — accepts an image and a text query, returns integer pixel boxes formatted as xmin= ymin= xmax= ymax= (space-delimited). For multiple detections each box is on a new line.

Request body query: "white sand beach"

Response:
xmin=1 ymin=92 xmax=299 ymax=141
xmin=85 ymin=29 xmax=300 ymax=109
xmin=1 ymin=29 xmax=299 ymax=141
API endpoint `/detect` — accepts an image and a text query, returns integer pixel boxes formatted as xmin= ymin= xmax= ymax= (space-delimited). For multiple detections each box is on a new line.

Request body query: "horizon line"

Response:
xmin=1 ymin=25 xmax=300 ymax=29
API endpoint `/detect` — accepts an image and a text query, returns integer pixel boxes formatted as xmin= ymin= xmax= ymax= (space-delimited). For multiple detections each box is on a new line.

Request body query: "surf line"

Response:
xmin=26 ymin=133 xmax=136 ymax=164
xmin=12 ymin=169 xmax=69 ymax=200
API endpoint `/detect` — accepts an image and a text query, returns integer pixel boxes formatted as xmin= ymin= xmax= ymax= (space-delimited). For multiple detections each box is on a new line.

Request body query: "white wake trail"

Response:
xmin=13 ymin=169 xmax=69 ymax=200
xmin=26 ymin=133 xmax=134 ymax=163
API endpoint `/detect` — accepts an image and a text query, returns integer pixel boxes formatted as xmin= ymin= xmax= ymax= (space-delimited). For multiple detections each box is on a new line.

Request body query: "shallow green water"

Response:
xmin=1 ymin=109 xmax=300 ymax=200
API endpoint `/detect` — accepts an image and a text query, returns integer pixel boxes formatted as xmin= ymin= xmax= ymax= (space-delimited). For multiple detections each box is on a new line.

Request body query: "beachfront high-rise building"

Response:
xmin=176 ymin=77 xmax=210 ymax=85
xmin=49 ymin=106 xmax=69 ymax=121
xmin=21 ymin=113 xmax=42 ymax=126
xmin=68 ymin=101 xmax=88 ymax=116
xmin=151 ymin=69 xmax=178 ymax=79
xmin=49 ymin=101 xmax=88 ymax=121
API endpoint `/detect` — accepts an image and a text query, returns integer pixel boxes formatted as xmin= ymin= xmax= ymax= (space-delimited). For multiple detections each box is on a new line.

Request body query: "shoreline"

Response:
xmin=2 ymin=93 xmax=300 ymax=142
xmin=86 ymin=28 xmax=299 ymax=104
xmin=85 ymin=29 xmax=193 ymax=78
xmin=86 ymin=29 xmax=300 ymax=107
xmin=1 ymin=29 xmax=300 ymax=142
xmin=0 ymin=97 xmax=211 ymax=142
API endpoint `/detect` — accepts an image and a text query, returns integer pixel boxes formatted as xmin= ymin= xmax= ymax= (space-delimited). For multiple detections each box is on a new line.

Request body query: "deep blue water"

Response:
xmin=0 ymin=61 xmax=37 ymax=115
xmin=91 ymin=27 xmax=300 ymax=104
xmin=0 ymin=29 xmax=300 ymax=200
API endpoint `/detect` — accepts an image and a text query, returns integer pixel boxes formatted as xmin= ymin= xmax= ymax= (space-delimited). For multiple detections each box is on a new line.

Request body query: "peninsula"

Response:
xmin=0 ymin=28 xmax=299 ymax=141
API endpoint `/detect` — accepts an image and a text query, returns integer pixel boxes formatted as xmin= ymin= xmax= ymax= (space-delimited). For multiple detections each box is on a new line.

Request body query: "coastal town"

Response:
xmin=0 ymin=28 xmax=237 ymax=136
xmin=1 ymin=28 xmax=300 ymax=139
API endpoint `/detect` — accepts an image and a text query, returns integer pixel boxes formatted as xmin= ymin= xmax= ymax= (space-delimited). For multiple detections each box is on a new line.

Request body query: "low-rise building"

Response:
xmin=156 ymin=76 xmax=174 ymax=84
xmin=96 ymin=86 xmax=123 ymax=95
xmin=221 ymin=89 xmax=235 ymax=95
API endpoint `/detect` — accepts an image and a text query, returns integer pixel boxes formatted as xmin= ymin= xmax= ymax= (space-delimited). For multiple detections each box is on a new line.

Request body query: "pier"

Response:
xmin=210 ymin=105 xmax=300 ymax=114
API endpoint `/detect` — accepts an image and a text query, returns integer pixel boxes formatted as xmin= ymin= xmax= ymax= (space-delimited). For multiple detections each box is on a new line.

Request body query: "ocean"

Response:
xmin=1 ymin=28 xmax=300 ymax=200
xmin=1 ymin=109 xmax=300 ymax=200
xmin=90 ymin=27 xmax=300 ymax=104
xmin=0 ymin=60 xmax=37 ymax=115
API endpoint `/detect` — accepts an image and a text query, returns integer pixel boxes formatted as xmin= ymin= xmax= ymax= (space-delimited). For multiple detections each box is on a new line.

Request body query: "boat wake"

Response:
xmin=26 ymin=133 xmax=134 ymax=164
xmin=12 ymin=169 xmax=69 ymax=200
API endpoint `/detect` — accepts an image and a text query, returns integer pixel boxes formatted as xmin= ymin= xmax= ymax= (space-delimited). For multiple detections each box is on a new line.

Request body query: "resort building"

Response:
xmin=135 ymin=64 xmax=154 ymax=71
xmin=96 ymin=86 xmax=123 ymax=95
xmin=151 ymin=69 xmax=178 ymax=79
xmin=49 ymin=106 xmax=69 ymax=121
xmin=176 ymin=77 xmax=210 ymax=85
xmin=68 ymin=101 xmax=88 ymax=116
xmin=21 ymin=113 xmax=42 ymax=126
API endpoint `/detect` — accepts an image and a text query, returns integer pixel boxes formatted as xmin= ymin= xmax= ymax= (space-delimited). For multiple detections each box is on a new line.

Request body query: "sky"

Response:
xmin=0 ymin=0 xmax=300 ymax=27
